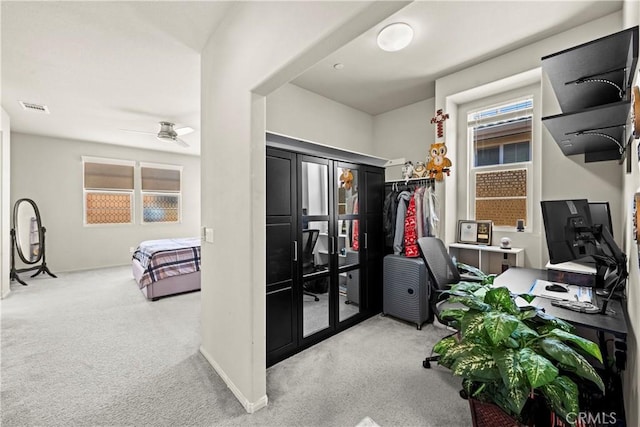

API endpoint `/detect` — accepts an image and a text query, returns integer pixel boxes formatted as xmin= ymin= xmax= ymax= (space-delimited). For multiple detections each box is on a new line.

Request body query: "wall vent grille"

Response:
xmin=19 ymin=101 xmax=50 ymax=114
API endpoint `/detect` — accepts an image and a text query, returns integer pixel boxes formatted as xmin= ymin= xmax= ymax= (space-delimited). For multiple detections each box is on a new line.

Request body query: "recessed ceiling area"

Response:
xmin=1 ymin=1 xmax=624 ymax=154
xmin=292 ymin=1 xmax=623 ymax=115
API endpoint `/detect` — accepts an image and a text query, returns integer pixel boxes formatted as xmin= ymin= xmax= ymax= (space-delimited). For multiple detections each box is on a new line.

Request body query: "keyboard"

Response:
xmin=551 ymin=299 xmax=601 ymax=314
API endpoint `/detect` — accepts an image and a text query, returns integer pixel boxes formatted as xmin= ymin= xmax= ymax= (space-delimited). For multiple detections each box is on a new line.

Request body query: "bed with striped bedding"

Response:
xmin=131 ymin=237 xmax=201 ymax=300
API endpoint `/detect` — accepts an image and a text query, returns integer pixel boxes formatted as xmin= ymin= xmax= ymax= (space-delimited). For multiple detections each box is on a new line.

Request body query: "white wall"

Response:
xmin=373 ymin=98 xmax=435 ymax=180
xmin=1 ymin=109 xmax=10 ymax=298
xmin=200 ymin=0 xmax=408 ymax=413
xmin=435 ymin=12 xmax=623 ymax=265
xmin=267 ymin=83 xmax=373 ymax=154
xmin=10 ymin=133 xmax=200 ymax=272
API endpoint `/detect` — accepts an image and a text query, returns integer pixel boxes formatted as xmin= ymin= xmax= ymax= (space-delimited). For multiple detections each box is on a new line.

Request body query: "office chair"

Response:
xmin=417 ymin=237 xmax=463 ymax=368
xmin=302 ymin=229 xmax=321 ymax=301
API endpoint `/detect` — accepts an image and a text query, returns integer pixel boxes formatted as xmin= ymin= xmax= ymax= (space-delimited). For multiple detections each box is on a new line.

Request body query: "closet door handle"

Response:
xmin=293 ymin=241 xmax=298 ymax=262
xmin=331 ymin=236 xmax=336 ymax=255
xmin=364 ymin=232 xmax=368 ymax=249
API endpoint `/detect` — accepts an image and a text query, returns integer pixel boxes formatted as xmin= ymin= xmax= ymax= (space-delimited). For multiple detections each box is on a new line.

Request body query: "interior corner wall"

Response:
xmin=372 ymin=98 xmax=435 ymax=179
xmin=200 ymin=0 xmax=408 ymax=412
xmin=435 ymin=11 xmax=624 ymax=259
xmin=1 ymin=108 xmax=10 ymax=298
xmin=9 ymin=133 xmax=200 ymax=272
xmin=266 ymin=83 xmax=374 ymax=154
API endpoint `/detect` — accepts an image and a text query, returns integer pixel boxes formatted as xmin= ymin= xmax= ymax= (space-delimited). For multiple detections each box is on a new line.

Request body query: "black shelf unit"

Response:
xmin=542 ymin=26 xmax=638 ymax=162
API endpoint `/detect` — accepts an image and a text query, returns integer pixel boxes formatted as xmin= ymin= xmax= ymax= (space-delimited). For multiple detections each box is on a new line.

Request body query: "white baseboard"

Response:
xmin=199 ymin=345 xmax=268 ymax=413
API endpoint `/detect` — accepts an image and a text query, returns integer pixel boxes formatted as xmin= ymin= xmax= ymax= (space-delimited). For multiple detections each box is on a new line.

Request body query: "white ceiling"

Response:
xmin=1 ymin=1 xmax=624 ymax=156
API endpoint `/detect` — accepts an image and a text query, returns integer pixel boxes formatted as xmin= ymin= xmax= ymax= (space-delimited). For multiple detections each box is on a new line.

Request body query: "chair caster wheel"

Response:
xmin=423 ymin=359 xmax=431 ymax=369
xmin=314 ymin=296 xmax=319 ymax=301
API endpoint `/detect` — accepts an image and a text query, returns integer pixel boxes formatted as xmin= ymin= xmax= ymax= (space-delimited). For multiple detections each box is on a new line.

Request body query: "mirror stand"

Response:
xmin=10 ymin=226 xmax=56 ymax=286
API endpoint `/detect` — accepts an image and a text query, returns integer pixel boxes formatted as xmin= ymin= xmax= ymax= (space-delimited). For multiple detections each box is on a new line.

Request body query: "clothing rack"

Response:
xmin=385 ymin=177 xmax=435 ymax=191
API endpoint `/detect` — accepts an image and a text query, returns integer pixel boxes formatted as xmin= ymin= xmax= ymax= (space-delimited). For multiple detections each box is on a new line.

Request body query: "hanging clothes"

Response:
xmin=414 ymin=186 xmax=425 ymax=239
xmin=393 ymin=191 xmax=411 ymax=255
xmin=383 ymin=189 xmax=398 ymax=247
xmin=404 ymin=196 xmax=419 ymax=257
xmin=427 ymin=186 xmax=440 ymax=239
xmin=351 ymin=194 xmax=359 ymax=250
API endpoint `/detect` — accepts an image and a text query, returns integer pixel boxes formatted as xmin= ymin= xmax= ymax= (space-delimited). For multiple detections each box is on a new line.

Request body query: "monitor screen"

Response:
xmin=589 ymin=201 xmax=614 ymax=239
xmin=541 ymin=199 xmax=595 ymax=264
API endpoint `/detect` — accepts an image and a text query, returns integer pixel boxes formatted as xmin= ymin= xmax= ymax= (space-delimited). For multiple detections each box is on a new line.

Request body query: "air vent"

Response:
xmin=19 ymin=101 xmax=50 ymax=114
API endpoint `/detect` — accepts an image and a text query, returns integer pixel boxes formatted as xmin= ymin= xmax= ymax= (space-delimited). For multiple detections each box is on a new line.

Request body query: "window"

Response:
xmin=468 ymin=98 xmax=533 ymax=228
xmin=83 ymin=157 xmax=135 ymax=225
xmin=140 ymin=163 xmax=182 ymax=223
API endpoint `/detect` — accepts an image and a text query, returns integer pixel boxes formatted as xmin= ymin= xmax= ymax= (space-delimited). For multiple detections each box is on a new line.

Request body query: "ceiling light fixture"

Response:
xmin=377 ymin=22 xmax=413 ymax=52
xmin=333 ymin=63 xmax=344 ymax=70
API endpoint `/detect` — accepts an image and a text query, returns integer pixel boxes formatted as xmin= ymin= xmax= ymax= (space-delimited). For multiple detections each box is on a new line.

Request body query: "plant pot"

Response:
xmin=469 ymin=398 xmax=525 ymax=427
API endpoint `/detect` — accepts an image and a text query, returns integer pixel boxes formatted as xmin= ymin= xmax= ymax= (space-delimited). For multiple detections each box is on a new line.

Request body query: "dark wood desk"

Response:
xmin=494 ymin=267 xmax=628 ymax=339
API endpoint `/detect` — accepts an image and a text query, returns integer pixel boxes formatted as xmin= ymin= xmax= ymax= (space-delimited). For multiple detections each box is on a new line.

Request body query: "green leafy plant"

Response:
xmin=433 ymin=265 xmax=604 ymax=426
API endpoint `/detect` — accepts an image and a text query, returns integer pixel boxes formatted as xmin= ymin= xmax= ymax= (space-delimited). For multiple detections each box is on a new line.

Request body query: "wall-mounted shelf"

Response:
xmin=542 ymin=26 xmax=638 ymax=163
xmin=541 ymin=101 xmax=630 ymax=162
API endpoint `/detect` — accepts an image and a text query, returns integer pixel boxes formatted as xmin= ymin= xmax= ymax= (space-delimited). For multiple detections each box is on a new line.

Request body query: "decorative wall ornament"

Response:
xmin=428 ymin=109 xmax=452 ymax=181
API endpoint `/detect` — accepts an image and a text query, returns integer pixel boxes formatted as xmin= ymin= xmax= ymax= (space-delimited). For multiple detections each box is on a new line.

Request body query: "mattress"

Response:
xmin=132 ymin=237 xmax=201 ymax=289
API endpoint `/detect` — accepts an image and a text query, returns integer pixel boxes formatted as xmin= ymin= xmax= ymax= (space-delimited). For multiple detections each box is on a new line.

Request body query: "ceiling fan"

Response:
xmin=121 ymin=121 xmax=194 ymax=147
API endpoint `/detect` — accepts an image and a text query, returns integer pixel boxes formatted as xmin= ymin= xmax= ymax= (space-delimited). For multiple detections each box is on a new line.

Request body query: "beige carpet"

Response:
xmin=1 ymin=266 xmax=471 ymax=426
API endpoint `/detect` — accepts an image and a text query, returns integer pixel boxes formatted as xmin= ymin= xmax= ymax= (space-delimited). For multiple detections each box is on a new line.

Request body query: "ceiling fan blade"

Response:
xmin=175 ymin=126 xmax=194 ymax=136
xmin=175 ymin=137 xmax=190 ymax=148
xmin=120 ymin=128 xmax=156 ymax=135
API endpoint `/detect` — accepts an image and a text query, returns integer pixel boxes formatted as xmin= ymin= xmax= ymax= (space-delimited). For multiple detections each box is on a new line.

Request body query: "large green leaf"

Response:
xmin=517 ymin=293 xmax=536 ymax=304
xmin=547 ymin=329 xmax=603 ymax=363
xmin=433 ymin=335 xmax=457 ymax=356
xmin=461 ymin=311 xmax=486 ymax=339
xmin=533 ymin=311 xmax=575 ymax=333
xmin=483 ymin=312 xmax=519 ymax=345
xmin=502 ymin=385 xmax=530 ymax=416
xmin=540 ymin=376 xmax=580 ymax=424
xmin=519 ymin=348 xmax=558 ymax=389
xmin=511 ymin=321 xmax=539 ymax=342
xmin=493 ymin=348 xmax=526 ymax=389
xmin=448 ymin=295 xmax=492 ymax=312
xmin=452 ymin=353 xmax=501 ymax=381
xmin=446 ymin=342 xmax=489 ymax=360
xmin=450 ymin=282 xmax=485 ymax=294
xmin=539 ymin=339 xmax=605 ymax=391
xmin=438 ymin=308 xmax=467 ymax=323
xmin=484 ymin=287 xmax=519 ymax=314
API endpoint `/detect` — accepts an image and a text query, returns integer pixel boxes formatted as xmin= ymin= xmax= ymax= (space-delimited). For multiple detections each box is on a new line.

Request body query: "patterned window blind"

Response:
xmin=468 ymin=97 xmax=533 ymax=229
xmin=141 ymin=164 xmax=182 ymax=223
xmin=83 ymin=158 xmax=134 ymax=225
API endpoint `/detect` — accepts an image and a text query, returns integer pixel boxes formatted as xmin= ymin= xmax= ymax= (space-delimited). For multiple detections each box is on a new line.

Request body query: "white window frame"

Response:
xmin=467 ymin=96 xmax=535 ymax=232
xmin=139 ymin=162 xmax=183 ymax=224
xmin=82 ymin=156 xmax=135 ymax=226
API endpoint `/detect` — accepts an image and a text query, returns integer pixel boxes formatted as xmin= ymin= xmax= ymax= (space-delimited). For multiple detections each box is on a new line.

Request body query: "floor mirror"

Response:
xmin=10 ymin=198 xmax=56 ymax=285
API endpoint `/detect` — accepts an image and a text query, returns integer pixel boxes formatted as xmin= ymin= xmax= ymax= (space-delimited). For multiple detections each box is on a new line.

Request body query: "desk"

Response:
xmin=494 ymin=267 xmax=628 ymax=339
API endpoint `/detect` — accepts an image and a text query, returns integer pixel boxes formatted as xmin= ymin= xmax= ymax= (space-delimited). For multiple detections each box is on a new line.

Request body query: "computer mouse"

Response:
xmin=545 ymin=284 xmax=568 ymax=293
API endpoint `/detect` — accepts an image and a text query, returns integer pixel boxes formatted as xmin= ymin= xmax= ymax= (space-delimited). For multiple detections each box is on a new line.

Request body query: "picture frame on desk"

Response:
xmin=457 ymin=220 xmax=492 ymax=245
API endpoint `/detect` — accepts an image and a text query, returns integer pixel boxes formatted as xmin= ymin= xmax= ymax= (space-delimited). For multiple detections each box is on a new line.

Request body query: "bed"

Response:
xmin=131 ymin=237 xmax=201 ymax=300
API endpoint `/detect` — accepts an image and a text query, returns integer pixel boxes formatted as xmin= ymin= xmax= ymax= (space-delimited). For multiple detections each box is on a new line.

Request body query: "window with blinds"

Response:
xmin=140 ymin=164 xmax=182 ymax=223
xmin=468 ymin=98 xmax=533 ymax=228
xmin=83 ymin=158 xmax=135 ymax=225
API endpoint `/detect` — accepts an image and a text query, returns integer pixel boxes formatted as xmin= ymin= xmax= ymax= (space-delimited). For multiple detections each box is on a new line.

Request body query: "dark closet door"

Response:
xmin=362 ymin=166 xmax=385 ymax=313
xmin=266 ymin=148 xmax=297 ymax=366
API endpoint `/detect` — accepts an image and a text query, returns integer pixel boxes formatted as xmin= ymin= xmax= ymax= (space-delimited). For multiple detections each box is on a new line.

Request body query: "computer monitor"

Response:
xmin=541 ymin=199 xmax=628 ymax=314
xmin=589 ymin=201 xmax=614 ymax=239
xmin=541 ymin=199 xmax=595 ymax=264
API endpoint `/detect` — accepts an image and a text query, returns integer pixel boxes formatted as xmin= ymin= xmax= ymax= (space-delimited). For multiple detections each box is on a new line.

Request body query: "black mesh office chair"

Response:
xmin=417 ymin=237 xmax=463 ymax=368
xmin=302 ymin=229 xmax=320 ymax=301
